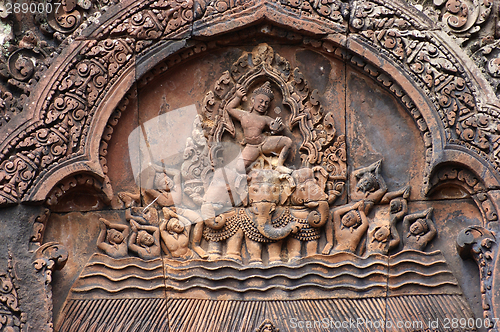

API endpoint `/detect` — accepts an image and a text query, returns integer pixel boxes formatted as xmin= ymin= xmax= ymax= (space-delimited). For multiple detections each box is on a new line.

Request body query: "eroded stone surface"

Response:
xmin=0 ymin=1 xmax=499 ymax=331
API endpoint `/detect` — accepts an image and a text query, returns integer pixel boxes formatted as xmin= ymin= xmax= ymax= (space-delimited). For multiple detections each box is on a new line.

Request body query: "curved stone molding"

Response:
xmin=32 ymin=243 xmax=68 ymax=332
xmin=29 ymin=208 xmax=50 ymax=252
xmin=0 ymin=37 xmax=136 ymax=205
xmin=429 ymin=165 xmax=499 ymax=225
xmin=0 ymin=0 xmax=497 ymax=206
xmin=457 ymin=226 xmax=498 ymax=329
xmin=33 ymin=242 xmax=68 ymax=286
xmin=0 ymin=1 xmax=496 ymax=331
xmin=348 ymin=0 xmax=500 ymax=182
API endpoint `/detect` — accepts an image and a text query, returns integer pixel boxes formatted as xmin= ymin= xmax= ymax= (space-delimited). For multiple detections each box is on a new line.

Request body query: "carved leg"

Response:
xmin=322 ymin=218 xmax=334 ymax=255
xmin=191 ymin=221 xmax=208 ymax=259
xmin=305 ymin=240 xmax=318 ymax=258
xmin=241 ymin=145 xmax=261 ymax=169
xmin=276 ymin=137 xmax=292 ymax=167
xmin=226 ymin=229 xmax=244 ymax=262
xmin=207 ymin=241 xmax=222 ymax=261
xmin=287 ymin=237 xmax=301 ymax=262
xmin=268 ymin=241 xmax=283 ymax=264
xmin=246 ymin=235 xmax=263 ymax=265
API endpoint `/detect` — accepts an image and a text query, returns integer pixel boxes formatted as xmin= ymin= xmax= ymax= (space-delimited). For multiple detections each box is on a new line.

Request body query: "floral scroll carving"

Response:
xmin=98 ymin=0 xmax=194 ymax=40
xmin=0 ymin=0 xmax=497 ymax=208
xmin=33 ymin=243 xmax=68 ymax=332
xmin=0 ymin=32 xmax=54 ymax=127
xmin=0 ymin=0 xmax=497 ymax=331
xmin=432 ymin=0 xmax=493 ymax=35
xmin=0 ymin=254 xmax=26 ymax=332
xmin=457 ymin=226 xmax=497 ymax=328
xmin=350 ymin=0 xmax=500 ymax=176
xmin=0 ymin=38 xmax=135 ymax=205
xmin=29 ymin=208 xmax=50 ymax=252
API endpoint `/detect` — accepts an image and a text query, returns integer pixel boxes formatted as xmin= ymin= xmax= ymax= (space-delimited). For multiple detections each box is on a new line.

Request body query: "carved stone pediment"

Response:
xmin=1 ymin=0 xmax=500 ymax=331
xmin=48 ymin=43 xmax=477 ymax=331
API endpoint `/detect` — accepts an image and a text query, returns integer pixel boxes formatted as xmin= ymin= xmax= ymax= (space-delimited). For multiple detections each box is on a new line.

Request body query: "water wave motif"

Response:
xmin=70 ymin=253 xmax=164 ymax=296
xmin=68 ymin=250 xmax=463 ymax=298
xmin=388 ymin=250 xmax=462 ymax=295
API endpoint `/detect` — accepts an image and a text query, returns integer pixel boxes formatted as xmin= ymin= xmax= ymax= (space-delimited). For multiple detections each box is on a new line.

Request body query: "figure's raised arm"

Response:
xmin=391 ymin=198 xmax=408 ymax=223
xmin=334 ymin=200 xmax=363 ymax=218
xmin=420 ymin=218 xmax=437 ymax=243
xmin=135 ymin=221 xmax=159 ymax=233
xmin=164 ymin=168 xmax=181 ymax=187
xmin=402 ymin=207 xmax=432 ymax=232
xmin=100 ymin=218 xmax=128 ymax=232
xmin=97 ymin=220 xmax=108 ymax=250
xmin=402 ymin=214 xmax=412 ymax=234
xmin=357 ymin=201 xmax=369 ymax=230
xmin=128 ymin=229 xmax=139 ymax=252
xmin=226 ymin=85 xmax=246 ymax=121
xmin=333 ymin=201 xmax=363 ymax=228
xmin=145 ymin=188 xmax=173 ymax=207
xmin=381 ymin=185 xmax=410 ymax=204
xmin=125 ymin=208 xmax=149 ymax=225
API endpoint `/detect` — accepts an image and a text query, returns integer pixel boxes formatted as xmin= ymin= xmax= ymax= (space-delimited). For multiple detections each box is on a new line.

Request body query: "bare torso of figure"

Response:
xmin=164 ymin=232 xmax=190 ymax=258
xmin=240 ymin=112 xmax=273 ymax=145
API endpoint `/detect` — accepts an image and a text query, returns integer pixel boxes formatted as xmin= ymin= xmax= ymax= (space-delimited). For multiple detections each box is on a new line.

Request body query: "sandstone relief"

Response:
xmin=50 ymin=44 xmax=478 ymax=331
xmin=0 ymin=0 xmax=499 ymax=331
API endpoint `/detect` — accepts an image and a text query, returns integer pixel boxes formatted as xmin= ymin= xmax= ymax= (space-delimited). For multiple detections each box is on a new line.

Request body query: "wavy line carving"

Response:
xmin=72 ymin=284 xmax=166 ymax=293
xmin=163 ymin=283 xmax=388 ymax=293
xmin=165 ymin=270 xmax=388 ymax=282
xmin=79 ymin=272 xmax=165 ymax=282
xmin=69 ymin=250 xmax=463 ymax=298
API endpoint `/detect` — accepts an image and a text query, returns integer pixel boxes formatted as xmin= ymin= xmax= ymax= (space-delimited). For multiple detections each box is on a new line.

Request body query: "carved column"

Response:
xmin=458 ymin=225 xmax=499 ymax=331
xmin=0 ymin=206 xmax=66 ymax=332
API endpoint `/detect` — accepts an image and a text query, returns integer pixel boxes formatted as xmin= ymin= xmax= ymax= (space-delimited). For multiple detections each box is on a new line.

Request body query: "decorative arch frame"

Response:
xmin=0 ymin=0 xmax=498 ymax=206
xmin=2 ymin=0 xmax=500 ymax=330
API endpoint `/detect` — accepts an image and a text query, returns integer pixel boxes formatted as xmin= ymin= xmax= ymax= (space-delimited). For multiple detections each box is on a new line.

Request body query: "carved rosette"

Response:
xmin=34 ymin=0 xmax=120 ymax=41
xmin=433 ymin=0 xmax=493 ymax=36
xmin=473 ymin=40 xmax=500 ymax=114
xmin=457 ymin=226 xmax=497 ymax=327
xmin=0 ymin=0 xmax=497 ymax=209
xmin=0 ymin=33 xmax=54 ymax=128
xmin=0 ymin=0 xmax=496 ymax=330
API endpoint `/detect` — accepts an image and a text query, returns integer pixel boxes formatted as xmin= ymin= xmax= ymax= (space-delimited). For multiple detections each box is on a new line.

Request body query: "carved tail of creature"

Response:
xmin=252 ymin=202 xmax=298 ymax=241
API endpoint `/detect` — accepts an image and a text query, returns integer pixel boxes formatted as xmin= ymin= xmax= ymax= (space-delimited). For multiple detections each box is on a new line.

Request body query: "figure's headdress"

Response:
xmin=416 ymin=218 xmax=429 ymax=233
xmin=355 ymin=172 xmax=378 ymax=192
xmin=341 ymin=210 xmax=361 ymax=231
xmin=253 ymin=81 xmax=274 ymax=100
xmin=166 ymin=217 xmax=183 ymax=234
xmin=137 ymin=230 xmax=151 ymax=246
